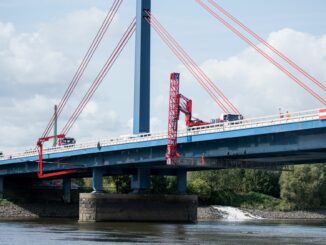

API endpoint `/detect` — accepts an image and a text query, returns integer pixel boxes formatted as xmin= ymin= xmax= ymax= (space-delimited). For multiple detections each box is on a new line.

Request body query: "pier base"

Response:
xmin=79 ymin=193 xmax=197 ymax=223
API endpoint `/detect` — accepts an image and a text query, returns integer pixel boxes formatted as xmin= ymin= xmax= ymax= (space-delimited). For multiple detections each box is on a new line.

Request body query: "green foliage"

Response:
xmin=243 ymin=170 xmax=281 ymax=197
xmin=150 ymin=176 xmax=177 ymax=194
xmin=239 ymin=192 xmax=284 ymax=210
xmin=280 ymin=164 xmax=326 ymax=209
xmin=0 ymin=199 xmax=10 ymax=205
xmin=187 ymin=165 xmax=326 ymax=210
xmin=112 ymin=176 xmax=131 ymax=194
xmin=71 ymin=163 xmax=326 ymax=210
xmin=188 ymin=169 xmax=244 ymax=205
xmin=73 ymin=178 xmax=85 ymax=187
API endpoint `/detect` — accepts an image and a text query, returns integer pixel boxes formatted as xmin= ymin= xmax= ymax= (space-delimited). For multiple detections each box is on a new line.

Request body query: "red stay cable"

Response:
xmin=144 ymin=16 xmax=229 ymax=113
xmin=42 ymin=0 xmax=123 ymax=138
xmin=196 ymin=0 xmax=326 ymax=105
xmin=145 ymin=11 xmax=241 ymax=114
xmin=147 ymin=13 xmax=238 ymax=114
xmin=61 ymin=19 xmax=136 ymax=135
xmin=207 ymin=0 xmax=326 ymax=92
xmin=147 ymin=11 xmax=240 ymax=114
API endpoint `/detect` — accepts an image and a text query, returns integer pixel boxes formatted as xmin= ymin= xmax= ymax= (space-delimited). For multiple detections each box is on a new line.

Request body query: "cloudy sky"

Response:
xmin=0 ymin=0 xmax=325 ymax=152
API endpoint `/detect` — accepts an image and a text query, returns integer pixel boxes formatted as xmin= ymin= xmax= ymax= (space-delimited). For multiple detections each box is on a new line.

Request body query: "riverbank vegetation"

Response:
xmin=73 ymin=164 xmax=326 ymax=211
xmin=187 ymin=164 xmax=326 ymax=211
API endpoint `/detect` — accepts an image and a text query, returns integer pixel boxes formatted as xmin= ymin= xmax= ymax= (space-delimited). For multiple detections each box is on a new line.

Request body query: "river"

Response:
xmin=0 ymin=219 xmax=325 ymax=244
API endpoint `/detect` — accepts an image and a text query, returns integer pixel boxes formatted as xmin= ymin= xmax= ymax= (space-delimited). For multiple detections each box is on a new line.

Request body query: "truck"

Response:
xmin=211 ymin=113 xmax=244 ymax=124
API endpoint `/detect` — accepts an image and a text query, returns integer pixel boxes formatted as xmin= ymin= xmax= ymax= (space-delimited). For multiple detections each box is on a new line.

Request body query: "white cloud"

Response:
xmin=0 ymin=3 xmax=325 ymax=154
xmin=195 ymin=29 xmax=326 ymax=117
xmin=0 ymin=7 xmax=128 ymax=152
xmin=38 ymin=7 xmax=118 ymax=52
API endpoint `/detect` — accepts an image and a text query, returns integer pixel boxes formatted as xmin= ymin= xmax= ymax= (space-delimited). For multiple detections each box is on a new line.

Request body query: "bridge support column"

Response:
xmin=177 ymin=169 xmax=187 ymax=194
xmin=0 ymin=177 xmax=3 ymax=199
xmin=63 ymin=178 xmax=71 ymax=203
xmin=79 ymin=193 xmax=198 ymax=223
xmin=92 ymin=168 xmax=104 ymax=193
xmin=131 ymin=168 xmax=150 ymax=193
xmin=133 ymin=0 xmax=151 ymax=134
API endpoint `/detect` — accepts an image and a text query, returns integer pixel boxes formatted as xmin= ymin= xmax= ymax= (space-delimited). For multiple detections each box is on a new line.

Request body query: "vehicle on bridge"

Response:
xmin=60 ymin=137 xmax=76 ymax=146
xmin=210 ymin=113 xmax=244 ymax=124
xmin=119 ymin=133 xmax=151 ymax=141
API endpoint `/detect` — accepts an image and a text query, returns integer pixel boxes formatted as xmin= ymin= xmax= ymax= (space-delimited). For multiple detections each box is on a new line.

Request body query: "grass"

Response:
xmin=237 ymin=192 xmax=295 ymax=211
xmin=0 ymin=199 xmax=11 ymax=205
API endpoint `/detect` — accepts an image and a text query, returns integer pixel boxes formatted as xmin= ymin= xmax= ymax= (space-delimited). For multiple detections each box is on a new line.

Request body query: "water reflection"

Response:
xmin=0 ymin=219 xmax=325 ymax=244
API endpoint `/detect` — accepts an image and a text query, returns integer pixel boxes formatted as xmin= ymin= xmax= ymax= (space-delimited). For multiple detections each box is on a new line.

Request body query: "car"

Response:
xmin=0 ymin=152 xmax=3 ymax=158
xmin=139 ymin=133 xmax=151 ymax=138
xmin=60 ymin=137 xmax=76 ymax=145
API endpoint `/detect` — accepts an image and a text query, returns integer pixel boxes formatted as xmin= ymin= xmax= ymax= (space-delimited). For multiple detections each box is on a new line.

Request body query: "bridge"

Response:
xmin=1 ymin=108 xmax=325 ymax=193
xmin=0 ymin=0 xmax=325 ymax=222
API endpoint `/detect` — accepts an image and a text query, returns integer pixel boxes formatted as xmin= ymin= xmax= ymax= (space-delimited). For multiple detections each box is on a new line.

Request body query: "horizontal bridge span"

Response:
xmin=0 ymin=109 xmax=325 ymax=176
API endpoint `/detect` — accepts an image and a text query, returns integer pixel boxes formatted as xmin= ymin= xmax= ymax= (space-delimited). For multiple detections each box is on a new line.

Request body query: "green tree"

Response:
xmin=188 ymin=169 xmax=245 ymax=205
xmin=150 ymin=176 xmax=176 ymax=194
xmin=243 ymin=170 xmax=281 ymax=197
xmin=280 ymin=164 xmax=326 ymax=208
xmin=112 ymin=176 xmax=131 ymax=194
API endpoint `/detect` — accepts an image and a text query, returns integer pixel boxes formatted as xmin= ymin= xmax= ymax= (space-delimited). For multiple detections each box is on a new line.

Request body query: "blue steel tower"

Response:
xmin=133 ymin=0 xmax=151 ymax=134
xmin=131 ymin=0 xmax=152 ymax=192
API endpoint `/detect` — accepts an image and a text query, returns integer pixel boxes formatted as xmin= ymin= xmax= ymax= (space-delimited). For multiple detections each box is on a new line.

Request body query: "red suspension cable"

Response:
xmin=196 ymin=0 xmax=326 ymax=105
xmin=145 ymin=16 xmax=229 ymax=113
xmin=61 ymin=19 xmax=136 ymax=135
xmin=145 ymin=11 xmax=241 ymax=114
xmin=147 ymin=13 xmax=236 ymax=114
xmin=42 ymin=0 xmax=123 ymax=138
xmin=207 ymin=0 xmax=326 ymax=92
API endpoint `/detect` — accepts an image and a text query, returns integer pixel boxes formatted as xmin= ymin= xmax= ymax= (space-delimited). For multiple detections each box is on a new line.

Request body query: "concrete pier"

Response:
xmin=62 ymin=178 xmax=71 ymax=203
xmin=79 ymin=193 xmax=198 ymax=223
xmin=0 ymin=177 xmax=3 ymax=199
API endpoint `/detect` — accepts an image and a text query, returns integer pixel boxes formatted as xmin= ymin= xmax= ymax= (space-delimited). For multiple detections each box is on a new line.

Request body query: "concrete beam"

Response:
xmin=92 ymin=168 xmax=104 ymax=193
xmin=63 ymin=178 xmax=71 ymax=203
xmin=177 ymin=169 xmax=187 ymax=194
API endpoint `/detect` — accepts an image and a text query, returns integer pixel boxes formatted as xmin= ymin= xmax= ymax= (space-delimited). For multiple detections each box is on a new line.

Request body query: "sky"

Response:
xmin=0 ymin=0 xmax=325 ymax=152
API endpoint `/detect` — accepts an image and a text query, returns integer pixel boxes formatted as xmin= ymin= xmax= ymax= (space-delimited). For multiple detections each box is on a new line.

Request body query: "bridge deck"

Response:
xmin=0 ymin=108 xmax=325 ymax=176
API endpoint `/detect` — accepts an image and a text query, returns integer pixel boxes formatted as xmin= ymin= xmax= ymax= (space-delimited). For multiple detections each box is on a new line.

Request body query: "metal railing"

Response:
xmin=0 ymin=108 xmax=322 ymax=161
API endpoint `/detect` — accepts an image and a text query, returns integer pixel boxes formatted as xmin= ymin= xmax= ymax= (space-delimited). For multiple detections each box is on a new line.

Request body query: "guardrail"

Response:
xmin=0 ymin=108 xmax=322 ymax=161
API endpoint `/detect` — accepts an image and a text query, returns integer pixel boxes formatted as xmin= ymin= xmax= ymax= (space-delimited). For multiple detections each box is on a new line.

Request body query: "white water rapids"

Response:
xmin=213 ymin=206 xmax=262 ymax=221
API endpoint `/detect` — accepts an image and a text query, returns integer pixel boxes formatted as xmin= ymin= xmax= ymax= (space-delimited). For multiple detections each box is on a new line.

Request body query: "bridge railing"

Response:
xmin=0 ymin=108 xmax=322 ymax=161
xmin=184 ymin=108 xmax=320 ymax=136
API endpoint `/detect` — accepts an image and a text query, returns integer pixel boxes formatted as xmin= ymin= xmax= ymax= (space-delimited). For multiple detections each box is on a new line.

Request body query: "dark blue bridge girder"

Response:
xmin=0 ymin=119 xmax=325 ymax=177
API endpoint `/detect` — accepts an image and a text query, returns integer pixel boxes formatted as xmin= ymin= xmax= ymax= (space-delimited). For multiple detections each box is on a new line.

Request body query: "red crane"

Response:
xmin=166 ymin=73 xmax=210 ymax=165
xmin=37 ymin=135 xmax=77 ymax=178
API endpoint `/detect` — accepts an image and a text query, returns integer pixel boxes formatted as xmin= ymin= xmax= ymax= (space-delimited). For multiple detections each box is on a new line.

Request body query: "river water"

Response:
xmin=0 ymin=219 xmax=325 ymax=244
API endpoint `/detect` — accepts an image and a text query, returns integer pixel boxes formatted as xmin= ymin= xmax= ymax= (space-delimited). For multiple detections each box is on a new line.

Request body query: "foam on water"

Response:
xmin=213 ymin=206 xmax=262 ymax=221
